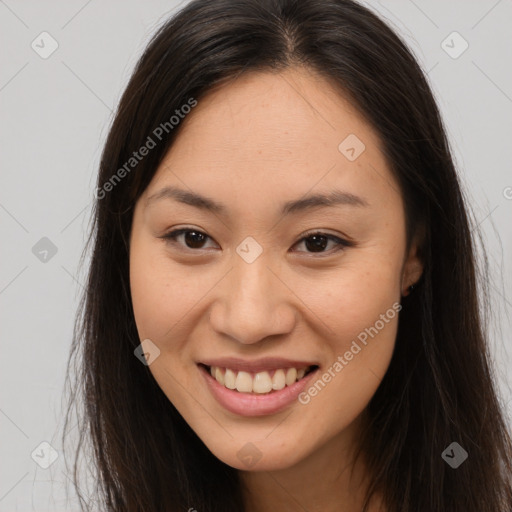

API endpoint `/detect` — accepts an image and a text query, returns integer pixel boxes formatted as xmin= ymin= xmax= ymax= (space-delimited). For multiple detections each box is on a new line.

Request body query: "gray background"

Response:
xmin=1 ymin=0 xmax=511 ymax=509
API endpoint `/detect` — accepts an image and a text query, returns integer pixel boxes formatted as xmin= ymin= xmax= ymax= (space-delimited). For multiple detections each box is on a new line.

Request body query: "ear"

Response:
xmin=401 ymin=228 xmax=424 ymax=296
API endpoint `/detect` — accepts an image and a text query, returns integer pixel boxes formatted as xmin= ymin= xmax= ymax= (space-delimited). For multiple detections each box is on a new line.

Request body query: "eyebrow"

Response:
xmin=145 ymin=185 xmax=369 ymax=216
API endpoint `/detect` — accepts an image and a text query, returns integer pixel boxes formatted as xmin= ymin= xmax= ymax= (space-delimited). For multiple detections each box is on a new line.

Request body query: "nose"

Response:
xmin=208 ymin=255 xmax=298 ymax=345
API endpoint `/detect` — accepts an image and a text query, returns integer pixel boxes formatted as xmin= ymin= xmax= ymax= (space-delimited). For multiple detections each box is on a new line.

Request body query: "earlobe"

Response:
xmin=403 ymin=279 xmax=420 ymax=296
xmin=401 ymin=260 xmax=423 ymax=296
xmin=401 ymin=232 xmax=424 ymax=297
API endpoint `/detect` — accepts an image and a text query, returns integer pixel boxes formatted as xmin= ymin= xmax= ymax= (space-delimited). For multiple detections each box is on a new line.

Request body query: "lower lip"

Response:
xmin=198 ymin=365 xmax=319 ymax=417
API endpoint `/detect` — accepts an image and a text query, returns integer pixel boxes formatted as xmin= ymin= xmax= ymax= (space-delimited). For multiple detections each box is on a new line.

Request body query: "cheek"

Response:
xmin=129 ymin=243 xmax=202 ymax=406
xmin=295 ymin=251 xmax=401 ymax=343
xmin=299 ymin=304 xmax=399 ymax=432
xmin=293 ymin=249 xmax=401 ymax=408
xmin=129 ymin=236 xmax=202 ymax=342
xmin=129 ymin=244 xmax=167 ymax=340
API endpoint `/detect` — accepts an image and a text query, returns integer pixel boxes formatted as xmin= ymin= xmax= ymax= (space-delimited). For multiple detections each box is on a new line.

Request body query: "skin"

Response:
xmin=129 ymin=66 xmax=423 ymax=511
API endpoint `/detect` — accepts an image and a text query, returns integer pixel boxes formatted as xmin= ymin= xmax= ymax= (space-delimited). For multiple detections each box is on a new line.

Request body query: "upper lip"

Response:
xmin=199 ymin=357 xmax=318 ymax=373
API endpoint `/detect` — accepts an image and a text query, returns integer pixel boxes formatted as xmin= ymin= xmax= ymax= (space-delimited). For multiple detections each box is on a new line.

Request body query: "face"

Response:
xmin=129 ymin=66 xmax=422 ymax=472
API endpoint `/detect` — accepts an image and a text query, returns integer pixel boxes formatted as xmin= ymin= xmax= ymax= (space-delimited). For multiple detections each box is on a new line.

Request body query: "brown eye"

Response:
xmin=304 ymin=234 xmax=329 ymax=252
xmin=291 ymin=232 xmax=352 ymax=255
xmin=161 ymin=228 xmax=217 ymax=250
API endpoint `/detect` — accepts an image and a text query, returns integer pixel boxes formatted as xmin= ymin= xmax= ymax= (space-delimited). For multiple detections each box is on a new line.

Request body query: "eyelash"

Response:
xmin=160 ymin=227 xmax=353 ymax=256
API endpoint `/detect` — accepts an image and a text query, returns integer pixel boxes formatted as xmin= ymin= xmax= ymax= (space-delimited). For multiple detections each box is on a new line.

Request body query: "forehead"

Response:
xmin=168 ymin=67 xmax=381 ymax=160
xmin=144 ymin=66 xmax=401 ymax=215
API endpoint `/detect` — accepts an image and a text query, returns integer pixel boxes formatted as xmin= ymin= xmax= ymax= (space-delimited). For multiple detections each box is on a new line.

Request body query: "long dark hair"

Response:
xmin=64 ymin=0 xmax=512 ymax=510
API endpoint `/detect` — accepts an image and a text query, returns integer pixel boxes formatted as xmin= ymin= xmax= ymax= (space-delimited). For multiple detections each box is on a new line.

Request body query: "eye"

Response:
xmin=160 ymin=228 xmax=218 ymax=251
xmin=160 ymin=228 xmax=353 ymax=255
xmin=290 ymin=231 xmax=353 ymax=255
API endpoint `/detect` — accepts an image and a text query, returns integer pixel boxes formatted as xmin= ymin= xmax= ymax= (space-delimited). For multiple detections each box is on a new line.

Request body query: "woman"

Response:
xmin=65 ymin=0 xmax=512 ymax=510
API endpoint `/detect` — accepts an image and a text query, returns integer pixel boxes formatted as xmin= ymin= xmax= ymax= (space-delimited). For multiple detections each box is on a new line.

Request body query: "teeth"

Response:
xmin=224 ymin=368 xmax=236 ymax=389
xmin=272 ymin=369 xmax=286 ymax=390
xmin=253 ymin=372 xmax=273 ymax=393
xmin=235 ymin=371 xmax=253 ymax=393
xmin=209 ymin=365 xmax=312 ymax=394
xmin=214 ymin=367 xmax=224 ymax=386
xmin=285 ymin=367 xmax=297 ymax=385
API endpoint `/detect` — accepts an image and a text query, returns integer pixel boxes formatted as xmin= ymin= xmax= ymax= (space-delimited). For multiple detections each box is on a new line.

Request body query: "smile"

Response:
xmin=206 ymin=365 xmax=316 ymax=394
xmin=198 ymin=359 xmax=320 ymax=416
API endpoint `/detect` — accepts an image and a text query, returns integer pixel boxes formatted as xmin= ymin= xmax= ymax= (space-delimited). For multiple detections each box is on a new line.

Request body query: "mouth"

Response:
xmin=199 ymin=363 xmax=319 ymax=394
xmin=197 ymin=361 xmax=320 ymax=416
